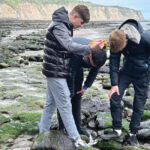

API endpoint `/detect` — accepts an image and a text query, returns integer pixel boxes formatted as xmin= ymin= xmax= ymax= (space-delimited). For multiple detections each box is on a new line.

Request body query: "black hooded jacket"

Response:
xmin=110 ymin=19 xmax=150 ymax=86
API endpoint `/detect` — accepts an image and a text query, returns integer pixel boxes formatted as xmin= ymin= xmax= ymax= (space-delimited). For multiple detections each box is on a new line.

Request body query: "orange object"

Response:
xmin=86 ymin=40 xmax=107 ymax=58
xmin=89 ymin=40 xmax=96 ymax=45
xmin=89 ymin=40 xmax=107 ymax=49
xmin=104 ymin=41 xmax=107 ymax=49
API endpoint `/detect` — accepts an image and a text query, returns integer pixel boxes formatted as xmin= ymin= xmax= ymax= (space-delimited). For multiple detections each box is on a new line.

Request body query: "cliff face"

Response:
xmin=0 ymin=2 xmax=144 ymax=21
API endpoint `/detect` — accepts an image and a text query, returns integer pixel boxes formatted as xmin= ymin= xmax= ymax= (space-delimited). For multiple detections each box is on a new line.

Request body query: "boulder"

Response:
xmin=96 ymin=139 xmax=123 ymax=150
xmin=31 ymin=130 xmax=75 ymax=150
xmin=96 ymin=112 xmax=112 ymax=129
xmin=122 ymin=98 xmax=133 ymax=109
xmin=102 ymin=79 xmax=111 ymax=89
xmin=81 ymin=97 xmax=110 ymax=116
xmin=141 ymin=110 xmax=150 ymax=121
xmin=123 ymin=107 xmax=133 ymax=118
xmin=99 ymin=66 xmax=110 ymax=73
xmin=25 ymin=44 xmax=42 ymax=51
xmin=88 ymin=119 xmax=96 ymax=129
xmin=137 ymin=129 xmax=150 ymax=140
xmin=122 ymin=146 xmax=141 ymax=150
xmin=0 ymin=63 xmax=9 ymax=68
xmin=140 ymin=120 xmax=150 ymax=129
xmin=31 ymin=130 xmax=95 ymax=150
xmin=0 ymin=114 xmax=10 ymax=125
xmin=125 ymin=88 xmax=134 ymax=97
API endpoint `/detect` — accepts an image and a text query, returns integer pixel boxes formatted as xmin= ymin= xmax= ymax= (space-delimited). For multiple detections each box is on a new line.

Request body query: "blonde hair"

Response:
xmin=109 ymin=30 xmax=126 ymax=53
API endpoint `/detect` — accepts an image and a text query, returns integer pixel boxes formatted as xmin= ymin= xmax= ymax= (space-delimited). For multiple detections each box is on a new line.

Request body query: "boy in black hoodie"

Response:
xmin=58 ymin=37 xmax=107 ymax=137
xmin=102 ymin=19 xmax=150 ymax=147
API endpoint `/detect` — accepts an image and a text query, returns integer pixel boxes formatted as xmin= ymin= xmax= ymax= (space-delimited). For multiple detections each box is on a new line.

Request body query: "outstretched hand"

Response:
xmin=90 ymin=39 xmax=105 ymax=50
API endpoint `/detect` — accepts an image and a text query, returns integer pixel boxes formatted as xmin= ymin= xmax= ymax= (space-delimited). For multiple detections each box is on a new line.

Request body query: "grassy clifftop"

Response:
xmin=0 ymin=0 xmax=79 ymax=9
xmin=0 ymin=0 xmax=144 ymax=21
xmin=1 ymin=0 xmax=78 ymax=7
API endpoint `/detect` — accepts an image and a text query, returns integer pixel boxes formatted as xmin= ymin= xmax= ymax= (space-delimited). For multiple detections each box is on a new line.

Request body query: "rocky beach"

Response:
xmin=0 ymin=20 xmax=150 ymax=150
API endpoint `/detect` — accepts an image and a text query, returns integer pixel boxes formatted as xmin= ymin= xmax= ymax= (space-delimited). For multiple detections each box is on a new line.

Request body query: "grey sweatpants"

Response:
xmin=39 ymin=77 xmax=80 ymax=141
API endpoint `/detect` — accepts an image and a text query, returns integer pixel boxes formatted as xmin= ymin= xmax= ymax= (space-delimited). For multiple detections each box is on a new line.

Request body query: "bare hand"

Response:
xmin=77 ymin=88 xmax=86 ymax=96
xmin=90 ymin=39 xmax=105 ymax=50
xmin=108 ymin=85 xmax=120 ymax=100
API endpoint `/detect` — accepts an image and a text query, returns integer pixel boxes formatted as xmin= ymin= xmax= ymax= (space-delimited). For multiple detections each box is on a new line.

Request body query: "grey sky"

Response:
xmin=82 ymin=0 xmax=150 ymax=20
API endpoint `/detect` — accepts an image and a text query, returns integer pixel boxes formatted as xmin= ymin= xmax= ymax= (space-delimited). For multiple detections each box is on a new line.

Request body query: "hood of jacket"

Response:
xmin=52 ymin=7 xmax=73 ymax=30
xmin=119 ymin=19 xmax=144 ymax=34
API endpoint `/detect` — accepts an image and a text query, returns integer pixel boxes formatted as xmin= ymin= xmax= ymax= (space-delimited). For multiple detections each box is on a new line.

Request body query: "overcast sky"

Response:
xmin=82 ymin=0 xmax=150 ymax=20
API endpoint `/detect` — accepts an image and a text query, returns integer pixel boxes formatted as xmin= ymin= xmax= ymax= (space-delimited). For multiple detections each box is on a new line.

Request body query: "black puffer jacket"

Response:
xmin=42 ymin=7 xmax=73 ymax=78
xmin=42 ymin=7 xmax=91 ymax=78
xmin=110 ymin=19 xmax=150 ymax=86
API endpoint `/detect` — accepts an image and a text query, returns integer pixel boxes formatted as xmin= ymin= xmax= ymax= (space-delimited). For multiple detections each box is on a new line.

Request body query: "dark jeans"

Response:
xmin=110 ymin=72 xmax=149 ymax=134
xmin=58 ymin=68 xmax=84 ymax=131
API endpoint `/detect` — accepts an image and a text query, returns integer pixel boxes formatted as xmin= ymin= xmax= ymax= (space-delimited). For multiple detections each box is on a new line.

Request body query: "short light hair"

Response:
xmin=70 ymin=5 xmax=90 ymax=23
xmin=109 ymin=30 xmax=126 ymax=53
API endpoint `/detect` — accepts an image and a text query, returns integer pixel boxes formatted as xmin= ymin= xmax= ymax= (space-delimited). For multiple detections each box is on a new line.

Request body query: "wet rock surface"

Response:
xmin=0 ymin=20 xmax=150 ymax=150
xmin=31 ymin=130 xmax=76 ymax=150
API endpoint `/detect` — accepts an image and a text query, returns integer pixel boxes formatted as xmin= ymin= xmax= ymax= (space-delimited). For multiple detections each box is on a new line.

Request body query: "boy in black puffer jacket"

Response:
xmin=39 ymin=5 xmax=104 ymax=148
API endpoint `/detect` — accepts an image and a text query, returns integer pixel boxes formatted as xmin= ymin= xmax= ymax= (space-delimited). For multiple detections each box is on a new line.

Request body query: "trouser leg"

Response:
xmin=39 ymin=78 xmax=56 ymax=133
xmin=49 ymin=78 xmax=80 ymax=141
xmin=58 ymin=68 xmax=83 ymax=131
xmin=57 ymin=95 xmax=81 ymax=131
xmin=130 ymin=75 xmax=149 ymax=134
xmin=72 ymin=68 xmax=83 ymax=130
xmin=110 ymin=72 xmax=131 ymax=129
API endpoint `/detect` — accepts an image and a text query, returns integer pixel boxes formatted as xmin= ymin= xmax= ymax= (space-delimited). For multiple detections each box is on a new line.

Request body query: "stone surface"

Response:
xmin=96 ymin=112 xmax=112 ymax=129
xmin=88 ymin=119 xmax=96 ymax=129
xmin=82 ymin=97 xmax=110 ymax=116
xmin=140 ymin=120 xmax=150 ymax=129
xmin=122 ymin=146 xmax=141 ymax=150
xmin=137 ymin=129 xmax=150 ymax=140
xmin=0 ymin=63 xmax=9 ymax=68
xmin=99 ymin=66 xmax=110 ymax=73
xmin=31 ymin=130 xmax=76 ymax=150
xmin=122 ymin=98 xmax=133 ymax=109
xmin=0 ymin=20 xmax=150 ymax=150
xmin=96 ymin=139 xmax=123 ymax=150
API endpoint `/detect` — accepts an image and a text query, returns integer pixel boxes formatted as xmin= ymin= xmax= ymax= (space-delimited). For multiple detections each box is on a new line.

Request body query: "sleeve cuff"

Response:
xmin=83 ymin=85 xmax=88 ymax=90
xmin=84 ymin=46 xmax=91 ymax=55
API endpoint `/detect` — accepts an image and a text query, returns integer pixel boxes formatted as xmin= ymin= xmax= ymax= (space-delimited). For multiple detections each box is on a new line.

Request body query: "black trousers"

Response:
xmin=110 ymin=72 xmax=149 ymax=134
xmin=58 ymin=68 xmax=84 ymax=131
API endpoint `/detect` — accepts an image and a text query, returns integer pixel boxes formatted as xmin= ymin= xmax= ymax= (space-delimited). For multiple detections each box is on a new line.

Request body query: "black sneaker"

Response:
xmin=101 ymin=130 xmax=123 ymax=142
xmin=78 ymin=127 xmax=90 ymax=137
xmin=127 ymin=134 xmax=140 ymax=148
